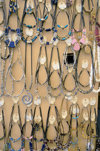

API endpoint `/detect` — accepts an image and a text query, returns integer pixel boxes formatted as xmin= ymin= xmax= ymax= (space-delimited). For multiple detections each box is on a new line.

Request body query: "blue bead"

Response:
xmin=40 ymin=29 xmax=42 ymax=32
xmin=16 ymin=28 xmax=20 ymax=33
xmin=46 ymin=28 xmax=51 ymax=31
xmin=6 ymin=39 xmax=9 ymax=44
xmin=62 ymin=37 xmax=66 ymax=40
xmin=68 ymin=31 xmax=71 ymax=35
xmin=8 ymin=41 xmax=15 ymax=48
xmin=38 ymin=18 xmax=41 ymax=21
xmin=54 ymin=29 xmax=57 ymax=32
xmin=40 ymin=37 xmax=43 ymax=40
xmin=27 ymin=25 xmax=32 ymax=28
xmin=46 ymin=42 xmax=49 ymax=45
xmin=37 ymin=28 xmax=40 ymax=31
xmin=57 ymin=24 xmax=61 ymax=28
xmin=53 ymin=37 xmax=56 ymax=41
xmin=5 ymin=28 xmax=9 ymax=33
xmin=45 ymin=16 xmax=48 ymax=20
xmin=65 ymin=24 xmax=68 ymax=28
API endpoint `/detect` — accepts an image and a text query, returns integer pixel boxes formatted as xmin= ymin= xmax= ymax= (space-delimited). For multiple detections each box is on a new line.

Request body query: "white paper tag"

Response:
xmin=90 ymin=97 xmax=96 ymax=106
xmin=34 ymin=96 xmax=41 ymax=106
xmin=13 ymin=113 xmax=19 ymax=123
xmin=12 ymin=97 xmax=19 ymax=104
xmin=49 ymin=115 xmax=55 ymax=124
xmin=76 ymin=4 xmax=82 ymax=13
xmin=82 ymin=98 xmax=89 ymax=107
xmin=26 ymin=113 xmax=32 ymax=122
xmin=58 ymin=2 xmax=66 ymax=10
xmin=0 ymin=97 xmax=4 ymax=107
xmin=71 ymin=96 xmax=78 ymax=104
xmin=52 ymin=61 xmax=60 ymax=70
xmin=39 ymin=55 xmax=46 ymax=64
xmin=26 ymin=28 xmax=33 ymax=37
xmin=0 ymin=113 xmax=2 ymax=122
xmin=62 ymin=110 xmax=67 ymax=119
xmin=34 ymin=115 xmax=41 ymax=123
xmin=82 ymin=59 xmax=88 ymax=69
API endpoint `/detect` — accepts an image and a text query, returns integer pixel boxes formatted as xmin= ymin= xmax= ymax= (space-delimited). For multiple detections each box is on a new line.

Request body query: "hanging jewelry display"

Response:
xmin=22 ymin=103 xmax=33 ymax=150
xmin=55 ymin=1 xmax=71 ymax=41
xmin=58 ymin=97 xmax=72 ymax=150
xmin=69 ymin=96 xmax=80 ymax=150
xmin=0 ymin=98 xmax=6 ymax=151
xmin=48 ymin=45 xmax=62 ymax=98
xmin=76 ymin=47 xmax=95 ymax=94
xmin=6 ymin=97 xmax=22 ymax=151
xmin=44 ymin=96 xmax=60 ymax=151
xmin=21 ymin=0 xmax=39 ymax=104
xmin=32 ymin=97 xmax=45 ymax=151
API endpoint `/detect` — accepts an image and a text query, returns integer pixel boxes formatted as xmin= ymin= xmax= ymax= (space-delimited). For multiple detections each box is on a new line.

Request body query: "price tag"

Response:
xmin=34 ymin=96 xmax=41 ymax=106
xmin=26 ymin=113 xmax=32 ymax=122
xmin=58 ymin=2 xmax=66 ymax=10
xmin=90 ymin=97 xmax=96 ymax=106
xmin=76 ymin=4 xmax=82 ymax=13
xmin=71 ymin=96 xmax=78 ymax=104
xmin=49 ymin=115 xmax=55 ymax=124
xmin=12 ymin=97 xmax=19 ymax=104
xmin=39 ymin=55 xmax=46 ymax=64
xmin=52 ymin=61 xmax=60 ymax=70
xmin=34 ymin=115 xmax=41 ymax=123
xmin=62 ymin=110 xmax=67 ymax=119
xmin=13 ymin=113 xmax=19 ymax=123
xmin=82 ymin=98 xmax=89 ymax=107
xmin=0 ymin=97 xmax=4 ymax=107
xmin=82 ymin=59 xmax=88 ymax=69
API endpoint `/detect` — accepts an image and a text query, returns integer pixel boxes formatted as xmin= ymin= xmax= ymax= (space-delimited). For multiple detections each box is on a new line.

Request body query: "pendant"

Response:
xmin=12 ymin=97 xmax=19 ymax=104
xmin=72 ymin=106 xmax=79 ymax=115
xmin=48 ymin=95 xmax=55 ymax=105
xmin=13 ymin=113 xmax=19 ymax=123
xmin=22 ymin=92 xmax=33 ymax=106
xmin=65 ymin=92 xmax=73 ymax=100
xmin=34 ymin=115 xmax=41 ymax=123
xmin=66 ymin=37 xmax=72 ymax=46
xmin=76 ymin=4 xmax=82 ymax=13
xmin=53 ymin=39 xmax=58 ymax=46
xmin=26 ymin=113 xmax=32 ymax=122
xmin=82 ymin=60 xmax=88 ymax=69
xmin=52 ymin=61 xmax=60 ymax=70
xmin=58 ymin=2 xmax=66 ymax=10
xmin=85 ymin=45 xmax=90 ymax=53
xmin=12 ymin=33 xmax=17 ymax=42
xmin=39 ymin=55 xmax=46 ymax=64
xmin=26 ymin=28 xmax=33 ymax=37
xmin=0 ymin=30 xmax=3 ymax=37
xmin=46 ymin=3 xmax=51 ymax=12
xmin=83 ymin=112 xmax=88 ymax=121
xmin=91 ymin=113 xmax=95 ymax=122
xmin=90 ymin=97 xmax=96 ymax=106
xmin=62 ymin=110 xmax=67 ymax=119
xmin=71 ymin=96 xmax=78 ymax=104
xmin=34 ymin=96 xmax=41 ymax=106
xmin=82 ymin=98 xmax=89 ymax=107
xmin=49 ymin=115 xmax=55 ymax=124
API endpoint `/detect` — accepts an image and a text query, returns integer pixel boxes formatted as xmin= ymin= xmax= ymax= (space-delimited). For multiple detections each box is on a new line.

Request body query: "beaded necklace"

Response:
xmin=48 ymin=45 xmax=62 ymax=98
xmin=7 ymin=97 xmax=22 ymax=151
